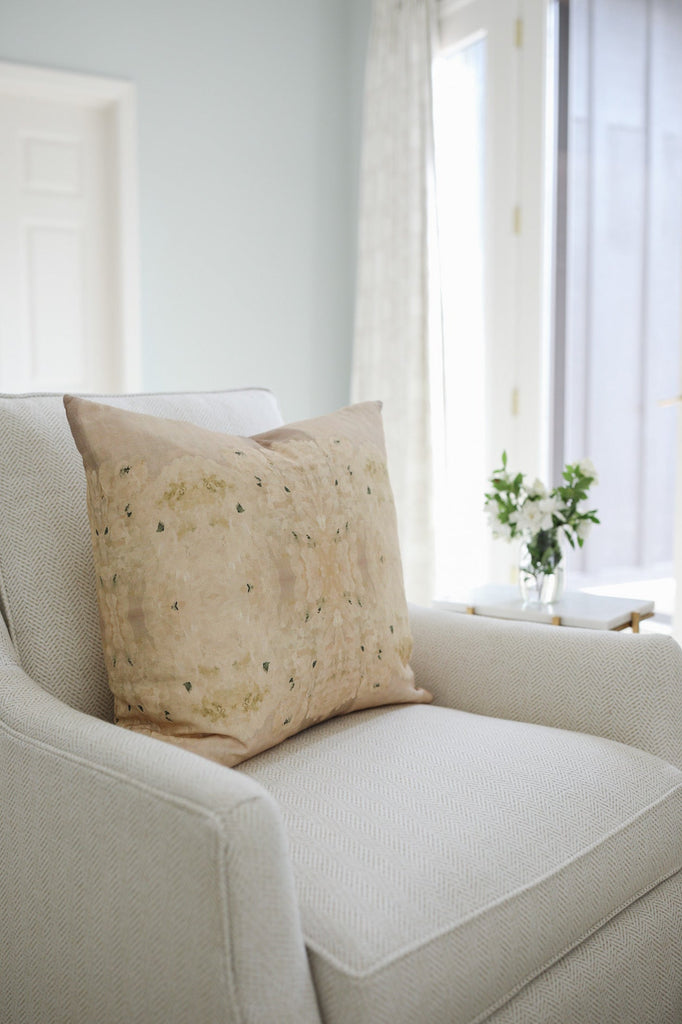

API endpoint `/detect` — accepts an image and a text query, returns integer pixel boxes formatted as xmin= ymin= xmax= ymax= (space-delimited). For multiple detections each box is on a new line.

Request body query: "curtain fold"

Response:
xmin=352 ymin=0 xmax=439 ymax=605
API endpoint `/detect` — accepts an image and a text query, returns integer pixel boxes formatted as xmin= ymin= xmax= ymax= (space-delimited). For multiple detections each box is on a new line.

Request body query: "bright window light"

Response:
xmin=432 ymin=36 xmax=488 ymax=597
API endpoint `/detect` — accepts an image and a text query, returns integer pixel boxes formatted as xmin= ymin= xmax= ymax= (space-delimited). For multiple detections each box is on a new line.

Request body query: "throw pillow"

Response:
xmin=64 ymin=395 xmax=431 ymax=766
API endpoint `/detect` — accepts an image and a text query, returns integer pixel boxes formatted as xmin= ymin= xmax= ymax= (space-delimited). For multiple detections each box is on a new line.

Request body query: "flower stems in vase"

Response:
xmin=484 ymin=453 xmax=600 ymax=606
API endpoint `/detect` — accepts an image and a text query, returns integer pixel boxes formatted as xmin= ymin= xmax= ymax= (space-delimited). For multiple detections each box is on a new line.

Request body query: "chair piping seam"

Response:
xmin=303 ymin=780 xmax=682 ymax=979
xmin=0 ymin=712 xmax=272 ymax=1024
xmin=469 ymin=864 xmax=682 ymax=1024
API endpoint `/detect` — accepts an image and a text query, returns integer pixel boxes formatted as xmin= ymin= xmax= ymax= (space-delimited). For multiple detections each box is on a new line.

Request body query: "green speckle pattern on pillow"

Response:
xmin=64 ymin=396 xmax=431 ymax=767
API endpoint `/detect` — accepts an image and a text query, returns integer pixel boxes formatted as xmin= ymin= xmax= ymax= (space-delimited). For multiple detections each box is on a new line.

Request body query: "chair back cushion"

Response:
xmin=0 ymin=389 xmax=283 ymax=718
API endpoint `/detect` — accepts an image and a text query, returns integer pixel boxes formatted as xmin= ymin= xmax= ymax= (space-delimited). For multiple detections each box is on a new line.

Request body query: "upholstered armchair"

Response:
xmin=2 ymin=388 xmax=682 ymax=1024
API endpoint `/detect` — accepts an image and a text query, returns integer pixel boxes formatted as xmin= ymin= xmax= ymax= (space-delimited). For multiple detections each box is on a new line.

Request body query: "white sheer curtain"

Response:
xmin=352 ymin=0 xmax=440 ymax=605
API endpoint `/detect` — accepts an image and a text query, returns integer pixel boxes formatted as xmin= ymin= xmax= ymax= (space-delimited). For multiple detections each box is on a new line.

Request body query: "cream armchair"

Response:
xmin=1 ymin=389 xmax=682 ymax=1024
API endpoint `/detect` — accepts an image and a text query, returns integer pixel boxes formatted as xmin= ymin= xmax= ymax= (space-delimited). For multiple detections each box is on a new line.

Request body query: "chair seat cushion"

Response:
xmin=238 ymin=703 xmax=682 ymax=1024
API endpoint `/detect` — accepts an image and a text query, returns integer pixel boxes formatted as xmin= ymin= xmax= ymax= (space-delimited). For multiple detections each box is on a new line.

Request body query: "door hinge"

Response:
xmin=511 ymin=387 xmax=520 ymax=417
xmin=515 ymin=17 xmax=523 ymax=48
xmin=513 ymin=204 xmax=522 ymax=235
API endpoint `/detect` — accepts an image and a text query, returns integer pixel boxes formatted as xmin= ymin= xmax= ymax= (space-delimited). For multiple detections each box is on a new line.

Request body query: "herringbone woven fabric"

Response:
xmin=486 ymin=869 xmax=682 ymax=1024
xmin=0 ymin=389 xmax=283 ymax=719
xmin=0 ymin=618 xmax=320 ymax=1024
xmin=410 ymin=602 xmax=682 ymax=771
xmin=238 ymin=702 xmax=682 ymax=1024
xmin=5 ymin=388 xmax=682 ymax=1023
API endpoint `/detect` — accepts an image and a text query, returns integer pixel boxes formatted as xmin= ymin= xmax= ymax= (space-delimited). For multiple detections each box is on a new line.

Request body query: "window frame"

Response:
xmin=435 ymin=0 xmax=553 ymax=584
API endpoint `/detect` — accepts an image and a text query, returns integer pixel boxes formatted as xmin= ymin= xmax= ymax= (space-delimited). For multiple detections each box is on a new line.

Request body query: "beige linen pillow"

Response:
xmin=64 ymin=396 xmax=431 ymax=766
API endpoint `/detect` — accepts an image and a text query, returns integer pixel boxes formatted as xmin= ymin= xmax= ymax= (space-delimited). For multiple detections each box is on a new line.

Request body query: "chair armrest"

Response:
xmin=409 ymin=603 xmax=682 ymax=770
xmin=0 ymin=656 xmax=320 ymax=1024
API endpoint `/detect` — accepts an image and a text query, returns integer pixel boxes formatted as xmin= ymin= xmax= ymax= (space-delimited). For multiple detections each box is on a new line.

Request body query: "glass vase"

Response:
xmin=518 ymin=530 xmax=565 ymax=605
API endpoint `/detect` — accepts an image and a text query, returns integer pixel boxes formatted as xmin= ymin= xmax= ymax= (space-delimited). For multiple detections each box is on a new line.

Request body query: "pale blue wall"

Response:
xmin=0 ymin=0 xmax=372 ymax=420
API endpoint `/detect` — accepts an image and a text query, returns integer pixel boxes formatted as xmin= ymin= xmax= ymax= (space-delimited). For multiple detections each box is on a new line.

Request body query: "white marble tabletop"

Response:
xmin=433 ymin=584 xmax=655 ymax=631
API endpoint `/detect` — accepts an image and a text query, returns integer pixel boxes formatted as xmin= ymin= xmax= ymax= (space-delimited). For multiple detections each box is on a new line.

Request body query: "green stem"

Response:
xmin=521 ymin=529 xmax=563 ymax=576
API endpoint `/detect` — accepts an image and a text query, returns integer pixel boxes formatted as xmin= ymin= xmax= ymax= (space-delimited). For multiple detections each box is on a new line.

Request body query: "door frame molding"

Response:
xmin=0 ymin=61 xmax=141 ymax=391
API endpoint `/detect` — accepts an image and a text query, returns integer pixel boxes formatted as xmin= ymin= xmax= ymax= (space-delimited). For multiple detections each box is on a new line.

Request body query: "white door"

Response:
xmin=0 ymin=64 xmax=140 ymax=394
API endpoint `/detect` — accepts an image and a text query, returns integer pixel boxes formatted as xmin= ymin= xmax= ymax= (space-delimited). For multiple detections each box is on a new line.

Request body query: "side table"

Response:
xmin=433 ymin=584 xmax=655 ymax=633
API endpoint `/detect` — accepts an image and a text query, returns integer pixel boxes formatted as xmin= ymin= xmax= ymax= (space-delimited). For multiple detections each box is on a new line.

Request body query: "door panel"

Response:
xmin=0 ymin=74 xmax=135 ymax=394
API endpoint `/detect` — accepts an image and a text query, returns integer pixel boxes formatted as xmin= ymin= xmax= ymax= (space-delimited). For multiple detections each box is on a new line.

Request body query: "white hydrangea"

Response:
xmin=525 ymin=478 xmax=547 ymax=499
xmin=577 ymin=458 xmax=599 ymax=484
xmin=538 ymin=496 xmax=560 ymax=530
xmin=512 ymin=502 xmax=546 ymax=533
xmin=486 ymin=503 xmax=513 ymax=541
xmin=485 ymin=453 xmax=599 ymax=554
xmin=510 ymin=496 xmax=558 ymax=534
xmin=576 ymin=519 xmax=593 ymax=541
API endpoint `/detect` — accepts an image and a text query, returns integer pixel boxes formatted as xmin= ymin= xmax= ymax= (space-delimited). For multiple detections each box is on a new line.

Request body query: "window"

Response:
xmin=432 ymin=1 xmax=551 ymax=595
xmin=550 ymin=0 xmax=682 ymax=629
xmin=433 ymin=0 xmax=679 ymax=630
xmin=432 ymin=34 xmax=488 ymax=595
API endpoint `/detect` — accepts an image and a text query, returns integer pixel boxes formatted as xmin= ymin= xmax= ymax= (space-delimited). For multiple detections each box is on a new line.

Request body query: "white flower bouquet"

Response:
xmin=484 ymin=453 xmax=599 ymax=594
